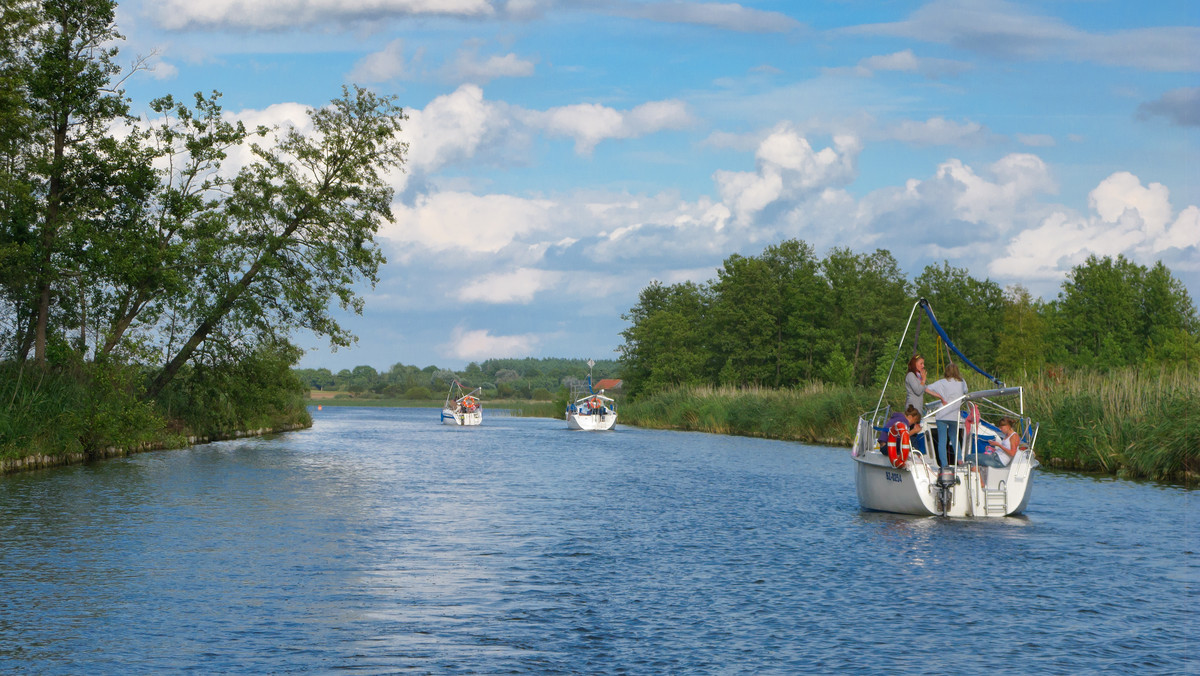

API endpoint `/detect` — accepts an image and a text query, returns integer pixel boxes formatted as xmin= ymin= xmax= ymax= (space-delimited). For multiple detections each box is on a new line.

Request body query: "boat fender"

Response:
xmin=886 ymin=422 xmax=911 ymax=468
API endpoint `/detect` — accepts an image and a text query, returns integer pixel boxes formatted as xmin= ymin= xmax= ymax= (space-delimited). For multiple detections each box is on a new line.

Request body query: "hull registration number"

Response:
xmin=885 ymin=471 xmax=903 ymax=483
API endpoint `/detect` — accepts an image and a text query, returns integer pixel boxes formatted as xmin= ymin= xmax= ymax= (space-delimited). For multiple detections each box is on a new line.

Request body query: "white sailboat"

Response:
xmin=565 ymin=359 xmax=617 ymax=431
xmin=441 ymin=381 xmax=483 ymax=426
xmin=851 ymin=299 xmax=1040 ymax=517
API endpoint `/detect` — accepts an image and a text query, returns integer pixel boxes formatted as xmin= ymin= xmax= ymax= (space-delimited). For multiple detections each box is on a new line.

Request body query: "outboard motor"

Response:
xmin=935 ymin=467 xmax=959 ymax=515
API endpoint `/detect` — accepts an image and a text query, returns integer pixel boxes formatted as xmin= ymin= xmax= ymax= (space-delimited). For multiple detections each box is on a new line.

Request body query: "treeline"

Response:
xmin=1 ymin=1 xmax=405 ymax=461
xmin=295 ymin=357 xmax=621 ymax=401
xmin=619 ymin=240 xmax=1198 ymax=398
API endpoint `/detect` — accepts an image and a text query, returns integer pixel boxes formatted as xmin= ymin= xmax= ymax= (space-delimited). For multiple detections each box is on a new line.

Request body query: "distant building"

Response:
xmin=595 ymin=379 xmax=623 ymax=392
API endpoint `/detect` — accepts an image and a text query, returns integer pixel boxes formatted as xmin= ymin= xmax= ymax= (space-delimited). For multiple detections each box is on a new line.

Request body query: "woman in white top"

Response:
xmin=926 ymin=362 xmax=968 ymax=468
xmin=984 ymin=417 xmax=1020 ymax=467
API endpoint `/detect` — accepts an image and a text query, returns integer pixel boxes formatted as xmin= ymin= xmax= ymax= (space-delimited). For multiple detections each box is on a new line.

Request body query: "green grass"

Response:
xmin=620 ymin=366 xmax=1198 ymax=484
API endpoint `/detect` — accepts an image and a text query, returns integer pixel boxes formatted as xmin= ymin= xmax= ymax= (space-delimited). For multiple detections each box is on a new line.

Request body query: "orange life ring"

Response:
xmin=887 ymin=422 xmax=912 ymax=468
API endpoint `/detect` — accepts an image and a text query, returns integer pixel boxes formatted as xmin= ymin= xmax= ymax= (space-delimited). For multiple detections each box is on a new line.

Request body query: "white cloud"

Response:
xmin=989 ymin=171 xmax=1200 ymax=282
xmin=845 ymin=49 xmax=973 ymax=79
xmin=449 ymin=48 xmax=536 ymax=83
xmin=885 ymin=117 xmax=992 ymax=146
xmin=150 ymin=0 xmax=496 ymax=30
xmin=848 ymin=0 xmax=1200 ymax=72
xmin=349 ymin=39 xmax=408 ymax=83
xmin=455 ymin=267 xmax=563 ymax=303
xmin=608 ymin=1 xmax=803 ymax=33
xmin=382 ymin=191 xmax=559 ymax=256
xmin=527 ymin=99 xmax=692 ymax=155
xmin=401 ymin=84 xmax=505 ymax=174
xmin=445 ymin=326 xmax=540 ymax=360
xmin=713 ymin=125 xmax=860 ymax=225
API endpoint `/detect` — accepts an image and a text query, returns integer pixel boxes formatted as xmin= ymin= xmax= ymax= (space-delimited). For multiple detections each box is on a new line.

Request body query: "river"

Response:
xmin=1 ymin=406 xmax=1195 ymax=674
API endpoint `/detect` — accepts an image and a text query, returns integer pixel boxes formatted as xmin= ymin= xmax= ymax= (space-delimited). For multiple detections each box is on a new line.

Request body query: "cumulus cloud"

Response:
xmin=847 ymin=0 xmax=1200 ymax=72
xmin=348 ymin=39 xmax=409 ymax=83
xmin=382 ymin=191 xmax=559 ymax=257
xmin=712 ymin=126 xmax=861 ymax=227
xmin=527 ymin=99 xmax=693 ymax=155
xmin=1137 ymin=87 xmax=1200 ymax=127
xmin=988 ymin=172 xmax=1200 ymax=281
xmin=455 ymin=267 xmax=563 ymax=303
xmin=445 ymin=326 xmax=540 ymax=360
xmin=150 ymin=0 xmax=496 ymax=30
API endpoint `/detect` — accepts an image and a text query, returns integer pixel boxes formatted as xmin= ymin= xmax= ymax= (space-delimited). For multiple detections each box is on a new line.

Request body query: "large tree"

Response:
xmin=147 ymin=86 xmax=407 ymax=396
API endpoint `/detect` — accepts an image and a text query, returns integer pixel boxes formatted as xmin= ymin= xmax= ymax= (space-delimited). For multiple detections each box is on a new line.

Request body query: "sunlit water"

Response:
xmin=1 ymin=406 xmax=1195 ymax=674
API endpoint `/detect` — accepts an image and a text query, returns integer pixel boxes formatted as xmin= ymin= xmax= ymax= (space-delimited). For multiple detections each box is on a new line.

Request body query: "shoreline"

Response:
xmin=1 ymin=422 xmax=312 ymax=476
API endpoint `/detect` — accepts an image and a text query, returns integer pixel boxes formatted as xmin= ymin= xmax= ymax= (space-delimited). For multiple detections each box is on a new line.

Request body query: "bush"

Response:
xmin=404 ymin=386 xmax=433 ymax=400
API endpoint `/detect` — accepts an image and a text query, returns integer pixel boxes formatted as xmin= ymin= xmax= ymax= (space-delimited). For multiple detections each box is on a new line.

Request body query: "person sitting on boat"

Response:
xmin=904 ymin=355 xmax=943 ymax=415
xmin=980 ymin=417 xmax=1019 ymax=467
xmin=926 ymin=362 xmax=967 ymax=468
xmin=877 ymin=405 xmax=924 ymax=453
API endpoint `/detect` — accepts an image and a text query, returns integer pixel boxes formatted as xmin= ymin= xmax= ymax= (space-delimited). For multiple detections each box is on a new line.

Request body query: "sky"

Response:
xmin=110 ymin=0 xmax=1199 ymax=372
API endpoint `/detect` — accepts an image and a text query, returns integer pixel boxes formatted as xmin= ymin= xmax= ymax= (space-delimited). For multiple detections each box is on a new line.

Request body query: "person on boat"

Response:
xmin=981 ymin=417 xmax=1019 ymax=467
xmin=926 ymin=362 xmax=967 ymax=468
xmin=904 ymin=355 xmax=944 ymax=414
xmin=877 ymin=405 xmax=923 ymax=452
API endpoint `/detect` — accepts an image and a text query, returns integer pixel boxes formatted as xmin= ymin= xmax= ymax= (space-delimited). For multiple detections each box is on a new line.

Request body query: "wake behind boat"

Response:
xmin=441 ymin=381 xmax=483 ymax=426
xmin=851 ymin=299 xmax=1040 ymax=517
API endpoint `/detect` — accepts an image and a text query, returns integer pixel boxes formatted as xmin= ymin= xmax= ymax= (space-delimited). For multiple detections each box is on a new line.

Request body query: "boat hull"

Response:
xmin=853 ymin=448 xmax=1034 ymax=518
xmin=441 ymin=409 xmax=482 ymax=426
xmin=566 ymin=411 xmax=616 ymax=431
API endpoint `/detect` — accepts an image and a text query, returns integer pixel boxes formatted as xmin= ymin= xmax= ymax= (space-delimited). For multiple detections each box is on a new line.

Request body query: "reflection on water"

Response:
xmin=1 ymin=406 xmax=1195 ymax=674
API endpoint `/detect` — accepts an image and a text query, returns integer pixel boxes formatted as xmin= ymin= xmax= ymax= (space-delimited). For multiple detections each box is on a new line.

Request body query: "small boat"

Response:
xmin=566 ymin=359 xmax=617 ymax=430
xmin=566 ymin=392 xmax=617 ymax=431
xmin=851 ymin=299 xmax=1040 ymax=517
xmin=441 ymin=382 xmax=483 ymax=426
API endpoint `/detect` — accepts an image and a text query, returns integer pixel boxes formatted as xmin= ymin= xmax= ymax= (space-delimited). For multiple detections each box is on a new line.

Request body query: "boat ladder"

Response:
xmin=982 ymin=486 xmax=1007 ymax=516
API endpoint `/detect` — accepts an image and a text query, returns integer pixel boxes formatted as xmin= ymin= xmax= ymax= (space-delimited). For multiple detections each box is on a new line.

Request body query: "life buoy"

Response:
xmin=887 ymin=422 xmax=912 ymax=468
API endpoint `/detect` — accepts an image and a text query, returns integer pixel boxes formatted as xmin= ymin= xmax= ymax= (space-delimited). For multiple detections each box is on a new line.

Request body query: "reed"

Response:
xmin=620 ymin=365 xmax=1198 ymax=483
xmin=620 ymin=383 xmax=876 ymax=446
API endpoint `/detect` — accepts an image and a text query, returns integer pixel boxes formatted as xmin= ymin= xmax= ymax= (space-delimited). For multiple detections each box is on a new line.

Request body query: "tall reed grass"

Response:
xmin=620 ymin=366 xmax=1198 ymax=483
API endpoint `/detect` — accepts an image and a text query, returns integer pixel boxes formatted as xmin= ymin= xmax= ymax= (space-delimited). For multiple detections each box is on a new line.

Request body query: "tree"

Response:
xmin=822 ymin=248 xmax=909 ymax=385
xmin=5 ymin=0 xmax=138 ymax=363
xmin=1053 ymin=255 xmax=1146 ymax=368
xmin=913 ymin=261 xmax=1005 ymax=373
xmin=618 ymin=280 xmax=711 ymax=397
xmin=146 ymin=86 xmax=408 ymax=396
xmin=994 ymin=285 xmax=1047 ymax=380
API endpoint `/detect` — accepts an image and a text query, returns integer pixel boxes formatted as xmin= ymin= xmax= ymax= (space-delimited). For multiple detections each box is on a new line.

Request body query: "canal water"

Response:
xmin=1 ymin=406 xmax=1195 ymax=674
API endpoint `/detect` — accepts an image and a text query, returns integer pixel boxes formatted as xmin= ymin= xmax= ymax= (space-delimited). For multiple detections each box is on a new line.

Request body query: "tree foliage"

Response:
xmin=618 ymin=241 xmax=1198 ymax=398
xmin=0 ymin=0 xmax=409 ymax=406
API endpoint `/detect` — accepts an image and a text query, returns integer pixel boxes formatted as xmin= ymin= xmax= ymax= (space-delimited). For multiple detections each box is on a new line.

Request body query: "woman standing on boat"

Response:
xmin=926 ymin=362 xmax=967 ymax=468
xmin=904 ymin=355 xmax=944 ymax=414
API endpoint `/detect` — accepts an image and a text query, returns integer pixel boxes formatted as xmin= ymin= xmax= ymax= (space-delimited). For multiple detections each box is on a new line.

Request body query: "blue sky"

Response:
xmin=111 ymin=0 xmax=1199 ymax=371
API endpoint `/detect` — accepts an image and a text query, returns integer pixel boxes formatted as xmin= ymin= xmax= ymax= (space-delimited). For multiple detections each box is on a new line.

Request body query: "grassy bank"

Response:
xmin=620 ymin=366 xmax=1198 ymax=484
xmin=1 ymin=360 xmax=311 ymax=471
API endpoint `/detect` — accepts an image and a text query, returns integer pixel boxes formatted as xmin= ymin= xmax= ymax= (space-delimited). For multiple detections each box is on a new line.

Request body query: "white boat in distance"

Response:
xmin=566 ymin=392 xmax=617 ymax=431
xmin=851 ymin=299 xmax=1040 ymax=517
xmin=441 ymin=382 xmax=483 ymax=426
xmin=566 ymin=360 xmax=617 ymax=430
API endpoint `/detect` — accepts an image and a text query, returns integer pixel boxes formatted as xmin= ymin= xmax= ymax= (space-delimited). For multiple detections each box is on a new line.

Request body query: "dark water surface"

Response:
xmin=1 ymin=407 xmax=1195 ymax=674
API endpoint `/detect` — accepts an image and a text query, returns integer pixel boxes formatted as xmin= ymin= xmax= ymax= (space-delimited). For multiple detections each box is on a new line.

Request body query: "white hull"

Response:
xmin=566 ymin=411 xmax=617 ymax=431
xmin=852 ymin=421 xmax=1034 ymax=517
xmin=441 ymin=408 xmax=482 ymax=426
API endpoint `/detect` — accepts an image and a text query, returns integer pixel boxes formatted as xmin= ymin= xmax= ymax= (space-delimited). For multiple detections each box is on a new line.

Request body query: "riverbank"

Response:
xmin=1 ymin=360 xmax=313 ymax=475
xmin=619 ymin=366 xmax=1198 ymax=485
